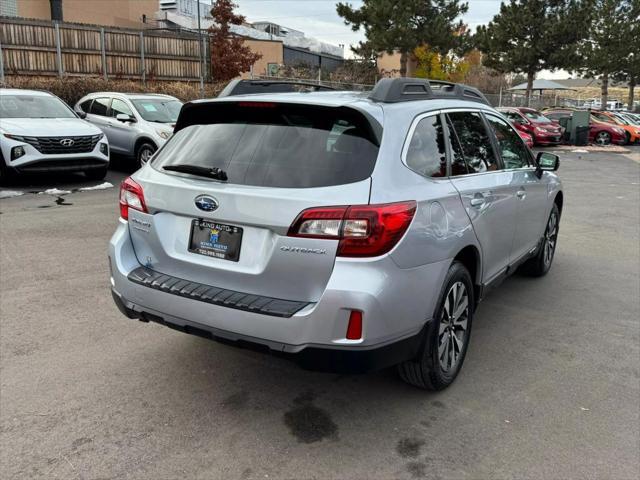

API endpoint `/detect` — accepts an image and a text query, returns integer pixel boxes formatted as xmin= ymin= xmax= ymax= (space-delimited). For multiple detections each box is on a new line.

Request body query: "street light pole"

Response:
xmin=197 ymin=0 xmax=204 ymax=98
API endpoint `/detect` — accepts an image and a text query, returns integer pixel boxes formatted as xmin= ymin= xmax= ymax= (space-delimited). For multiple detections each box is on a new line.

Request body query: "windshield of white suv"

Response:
xmin=131 ymin=98 xmax=182 ymax=123
xmin=522 ymin=111 xmax=552 ymax=123
xmin=0 ymin=95 xmax=76 ymax=119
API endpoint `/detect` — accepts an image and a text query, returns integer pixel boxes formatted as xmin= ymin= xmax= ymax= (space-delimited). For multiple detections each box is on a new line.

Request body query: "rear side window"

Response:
xmin=90 ymin=97 xmax=110 ymax=116
xmin=447 ymin=112 xmax=499 ymax=174
xmin=405 ymin=115 xmax=447 ymax=178
xmin=155 ymin=103 xmax=379 ymax=188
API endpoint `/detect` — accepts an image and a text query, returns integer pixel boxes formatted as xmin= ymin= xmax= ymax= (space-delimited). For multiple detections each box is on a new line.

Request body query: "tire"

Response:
xmin=398 ymin=261 xmax=474 ymax=391
xmin=520 ymin=203 xmax=560 ymax=277
xmin=0 ymin=153 xmax=13 ymax=186
xmin=594 ymin=131 xmax=611 ymax=145
xmin=624 ymin=131 xmax=631 ymax=145
xmin=136 ymin=142 xmax=156 ymax=168
xmin=85 ymin=166 xmax=108 ymax=181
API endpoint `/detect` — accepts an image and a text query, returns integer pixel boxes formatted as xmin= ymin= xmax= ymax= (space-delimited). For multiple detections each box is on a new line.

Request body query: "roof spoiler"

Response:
xmin=218 ymin=79 xmax=337 ymax=97
xmin=369 ymin=78 xmax=490 ymax=105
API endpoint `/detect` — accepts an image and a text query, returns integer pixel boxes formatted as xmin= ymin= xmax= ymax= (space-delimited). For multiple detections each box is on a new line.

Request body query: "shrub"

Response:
xmin=2 ymin=76 xmax=226 ymax=106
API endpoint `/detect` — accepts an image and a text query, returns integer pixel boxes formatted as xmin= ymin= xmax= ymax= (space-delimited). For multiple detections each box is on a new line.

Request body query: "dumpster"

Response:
xmin=575 ymin=126 xmax=590 ymax=146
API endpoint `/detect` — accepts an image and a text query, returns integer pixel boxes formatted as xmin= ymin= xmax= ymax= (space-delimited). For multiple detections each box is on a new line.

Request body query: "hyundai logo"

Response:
xmin=59 ymin=138 xmax=75 ymax=147
xmin=194 ymin=195 xmax=219 ymax=212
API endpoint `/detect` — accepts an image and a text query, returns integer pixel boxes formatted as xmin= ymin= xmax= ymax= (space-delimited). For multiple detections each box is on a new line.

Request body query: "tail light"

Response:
xmin=288 ymin=201 xmax=416 ymax=257
xmin=119 ymin=177 xmax=147 ymax=220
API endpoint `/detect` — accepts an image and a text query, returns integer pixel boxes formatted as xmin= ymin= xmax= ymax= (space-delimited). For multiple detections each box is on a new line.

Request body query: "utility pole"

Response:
xmin=197 ymin=0 xmax=204 ymax=98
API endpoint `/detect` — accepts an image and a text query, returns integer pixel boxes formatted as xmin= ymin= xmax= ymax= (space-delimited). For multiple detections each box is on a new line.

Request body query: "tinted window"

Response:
xmin=131 ymin=98 xmax=182 ymax=123
xmin=0 ymin=94 xmax=76 ymax=119
xmin=79 ymin=99 xmax=93 ymax=113
xmin=445 ymin=117 xmax=468 ymax=176
xmin=504 ymin=111 xmax=524 ymax=123
xmin=447 ymin=112 xmax=499 ymax=173
xmin=90 ymin=97 xmax=110 ymax=116
xmin=405 ymin=115 xmax=447 ymax=178
xmin=110 ymin=98 xmax=134 ymax=118
xmin=155 ymin=103 xmax=379 ymax=188
xmin=485 ymin=115 xmax=531 ymax=169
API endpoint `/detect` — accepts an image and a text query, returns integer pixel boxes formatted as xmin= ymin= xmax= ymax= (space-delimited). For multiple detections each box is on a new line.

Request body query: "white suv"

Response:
xmin=0 ymin=89 xmax=110 ymax=182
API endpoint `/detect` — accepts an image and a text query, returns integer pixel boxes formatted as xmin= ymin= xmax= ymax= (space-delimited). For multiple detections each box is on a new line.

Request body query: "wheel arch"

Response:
xmin=452 ymin=245 xmax=481 ymax=305
xmin=554 ymin=190 xmax=564 ymax=216
xmin=134 ymin=136 xmax=157 ymax=156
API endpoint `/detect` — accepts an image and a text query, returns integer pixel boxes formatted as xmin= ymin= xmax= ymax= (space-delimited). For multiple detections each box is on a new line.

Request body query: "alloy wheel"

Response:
xmin=438 ymin=281 xmax=469 ymax=372
xmin=140 ymin=147 xmax=154 ymax=165
xmin=595 ymin=132 xmax=611 ymax=145
xmin=543 ymin=211 xmax=558 ymax=267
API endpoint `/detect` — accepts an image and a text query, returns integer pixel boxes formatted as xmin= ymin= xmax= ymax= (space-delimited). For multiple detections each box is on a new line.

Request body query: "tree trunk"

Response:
xmin=629 ymin=77 xmax=636 ymax=112
xmin=601 ymin=72 xmax=609 ymax=111
xmin=525 ymin=71 xmax=534 ymax=107
xmin=399 ymin=51 xmax=408 ymax=77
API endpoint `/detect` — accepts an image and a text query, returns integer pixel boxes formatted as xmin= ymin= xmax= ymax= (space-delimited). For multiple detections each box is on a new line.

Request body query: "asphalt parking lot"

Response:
xmin=1 ymin=148 xmax=639 ymax=480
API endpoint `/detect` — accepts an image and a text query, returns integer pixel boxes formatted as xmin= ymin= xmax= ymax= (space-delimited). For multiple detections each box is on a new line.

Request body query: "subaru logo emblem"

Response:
xmin=60 ymin=138 xmax=74 ymax=147
xmin=194 ymin=195 xmax=219 ymax=212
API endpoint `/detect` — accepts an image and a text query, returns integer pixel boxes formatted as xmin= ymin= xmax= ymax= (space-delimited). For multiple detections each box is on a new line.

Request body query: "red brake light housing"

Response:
xmin=119 ymin=177 xmax=147 ymax=220
xmin=288 ymin=201 xmax=417 ymax=257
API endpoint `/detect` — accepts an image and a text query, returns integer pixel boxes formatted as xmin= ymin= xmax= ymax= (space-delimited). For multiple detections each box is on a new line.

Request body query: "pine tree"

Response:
xmin=336 ymin=0 xmax=469 ymax=77
xmin=477 ymin=0 xmax=591 ymax=104
xmin=576 ymin=0 xmax=639 ymax=111
xmin=208 ymin=0 xmax=262 ymax=82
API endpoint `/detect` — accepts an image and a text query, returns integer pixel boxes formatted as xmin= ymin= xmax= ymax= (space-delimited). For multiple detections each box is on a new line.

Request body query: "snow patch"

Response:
xmin=38 ymin=188 xmax=71 ymax=195
xmin=0 ymin=190 xmax=25 ymax=199
xmin=571 ymin=149 xmax=589 ymax=153
xmin=79 ymin=182 xmax=114 ymax=191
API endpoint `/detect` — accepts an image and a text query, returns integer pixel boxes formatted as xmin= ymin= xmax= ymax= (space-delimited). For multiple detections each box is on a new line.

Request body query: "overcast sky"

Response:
xmin=230 ymin=0 xmax=567 ymax=79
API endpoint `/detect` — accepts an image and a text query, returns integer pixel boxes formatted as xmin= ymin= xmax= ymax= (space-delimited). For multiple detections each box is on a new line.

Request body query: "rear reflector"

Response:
xmin=119 ymin=177 xmax=148 ymax=220
xmin=346 ymin=310 xmax=363 ymax=340
xmin=288 ymin=201 xmax=417 ymax=257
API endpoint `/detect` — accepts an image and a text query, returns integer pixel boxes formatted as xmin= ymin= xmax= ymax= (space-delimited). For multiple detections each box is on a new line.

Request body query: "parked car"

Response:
xmin=497 ymin=107 xmax=563 ymax=146
xmin=0 ymin=88 xmax=109 ymax=182
xmin=516 ymin=129 xmax=534 ymax=148
xmin=75 ymin=93 xmax=182 ymax=167
xmin=109 ymin=78 xmax=563 ymax=390
xmin=543 ymin=109 xmax=627 ymax=145
xmin=591 ymin=110 xmax=640 ymax=144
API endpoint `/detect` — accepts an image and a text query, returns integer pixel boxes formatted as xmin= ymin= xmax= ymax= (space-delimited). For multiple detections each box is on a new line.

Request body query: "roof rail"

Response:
xmin=218 ymin=79 xmax=336 ymax=97
xmin=369 ymin=78 xmax=490 ymax=105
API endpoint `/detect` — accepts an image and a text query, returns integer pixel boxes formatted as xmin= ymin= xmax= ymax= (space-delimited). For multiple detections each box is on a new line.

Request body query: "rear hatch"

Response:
xmin=126 ymin=100 xmax=381 ymax=303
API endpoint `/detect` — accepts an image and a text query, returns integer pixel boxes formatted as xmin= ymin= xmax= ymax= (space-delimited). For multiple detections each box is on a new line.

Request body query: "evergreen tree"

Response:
xmin=208 ymin=0 xmax=262 ymax=82
xmin=477 ymin=0 xmax=591 ymax=104
xmin=576 ymin=0 xmax=639 ymax=110
xmin=336 ymin=0 xmax=469 ymax=77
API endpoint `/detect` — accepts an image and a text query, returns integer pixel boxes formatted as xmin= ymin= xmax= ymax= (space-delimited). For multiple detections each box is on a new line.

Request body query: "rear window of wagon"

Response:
xmin=153 ymin=102 xmax=380 ymax=188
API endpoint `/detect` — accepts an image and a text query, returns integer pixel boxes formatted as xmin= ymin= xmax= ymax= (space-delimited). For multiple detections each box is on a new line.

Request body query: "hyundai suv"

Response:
xmin=109 ymin=78 xmax=563 ymax=390
xmin=75 ymin=93 xmax=182 ymax=167
xmin=0 ymin=89 xmax=109 ymax=182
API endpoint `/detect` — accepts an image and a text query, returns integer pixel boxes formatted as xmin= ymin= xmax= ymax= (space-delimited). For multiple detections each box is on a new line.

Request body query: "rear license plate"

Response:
xmin=188 ymin=219 xmax=243 ymax=262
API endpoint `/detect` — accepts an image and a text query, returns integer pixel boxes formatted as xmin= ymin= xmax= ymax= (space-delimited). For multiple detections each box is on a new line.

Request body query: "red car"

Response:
xmin=543 ymin=109 xmax=627 ymax=145
xmin=516 ymin=129 xmax=534 ymax=148
xmin=498 ymin=107 xmax=563 ymax=146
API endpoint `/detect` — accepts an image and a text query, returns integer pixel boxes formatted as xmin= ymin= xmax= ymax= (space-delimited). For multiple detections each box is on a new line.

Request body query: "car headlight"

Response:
xmin=4 ymin=133 xmax=26 ymax=142
xmin=99 ymin=143 xmax=109 ymax=156
xmin=156 ymin=130 xmax=171 ymax=140
xmin=11 ymin=145 xmax=26 ymax=160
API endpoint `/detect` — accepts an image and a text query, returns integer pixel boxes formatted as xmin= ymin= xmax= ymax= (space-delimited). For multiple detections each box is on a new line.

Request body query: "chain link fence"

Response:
xmin=484 ymin=93 xmax=584 ymax=109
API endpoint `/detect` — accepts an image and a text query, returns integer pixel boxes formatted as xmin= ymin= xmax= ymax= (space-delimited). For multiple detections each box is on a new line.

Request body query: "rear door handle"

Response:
xmin=470 ymin=191 xmax=491 ymax=208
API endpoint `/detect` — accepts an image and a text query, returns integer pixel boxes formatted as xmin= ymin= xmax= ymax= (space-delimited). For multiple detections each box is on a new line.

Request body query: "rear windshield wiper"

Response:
xmin=163 ymin=164 xmax=228 ymax=181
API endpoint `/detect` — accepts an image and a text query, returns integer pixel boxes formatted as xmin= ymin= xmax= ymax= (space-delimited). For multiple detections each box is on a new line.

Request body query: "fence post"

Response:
xmin=54 ymin=21 xmax=63 ymax=77
xmin=0 ymin=36 xmax=5 ymax=84
xmin=140 ymin=31 xmax=146 ymax=85
xmin=100 ymin=28 xmax=107 ymax=81
xmin=201 ymin=35 xmax=207 ymax=83
xmin=498 ymin=86 xmax=502 ymax=107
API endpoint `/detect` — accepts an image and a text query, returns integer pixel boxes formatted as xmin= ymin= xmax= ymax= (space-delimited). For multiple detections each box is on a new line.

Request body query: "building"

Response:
xmin=1 ymin=0 xmax=157 ymax=28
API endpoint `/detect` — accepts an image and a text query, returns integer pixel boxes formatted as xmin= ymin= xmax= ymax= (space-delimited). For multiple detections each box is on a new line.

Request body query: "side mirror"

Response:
xmin=77 ymin=111 xmax=87 ymax=119
xmin=116 ymin=113 xmax=136 ymax=123
xmin=536 ymin=152 xmax=560 ymax=177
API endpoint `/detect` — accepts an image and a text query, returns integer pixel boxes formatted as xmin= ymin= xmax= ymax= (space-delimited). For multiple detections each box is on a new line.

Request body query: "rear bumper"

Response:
xmin=108 ymin=220 xmax=449 ymax=372
xmin=111 ymin=288 xmax=427 ymax=373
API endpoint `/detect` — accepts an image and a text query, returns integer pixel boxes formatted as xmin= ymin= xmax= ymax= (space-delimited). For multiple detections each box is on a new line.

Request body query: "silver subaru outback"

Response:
xmin=109 ymin=78 xmax=563 ymax=390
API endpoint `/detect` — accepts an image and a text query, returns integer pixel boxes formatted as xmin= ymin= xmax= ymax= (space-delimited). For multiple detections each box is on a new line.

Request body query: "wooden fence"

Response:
xmin=0 ymin=17 xmax=208 ymax=83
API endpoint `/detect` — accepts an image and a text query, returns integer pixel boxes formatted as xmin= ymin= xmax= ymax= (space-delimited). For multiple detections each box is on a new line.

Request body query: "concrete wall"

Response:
xmin=17 ymin=0 xmax=157 ymax=28
xmin=377 ymin=51 xmax=417 ymax=77
xmin=241 ymin=38 xmax=283 ymax=78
